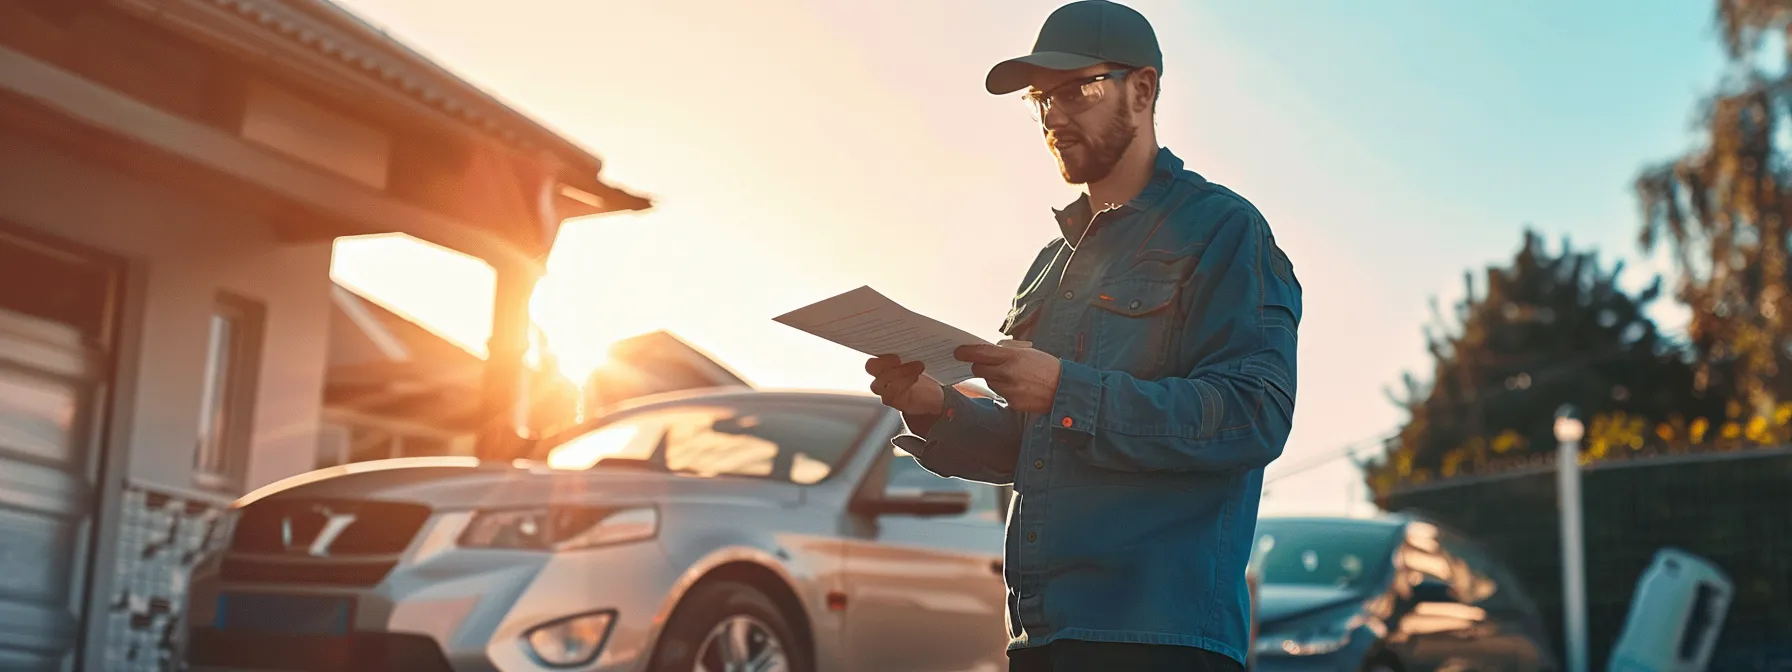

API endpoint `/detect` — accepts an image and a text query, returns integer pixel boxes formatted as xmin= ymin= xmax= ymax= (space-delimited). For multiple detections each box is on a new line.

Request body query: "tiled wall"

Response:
xmin=103 ymin=484 xmax=235 ymax=671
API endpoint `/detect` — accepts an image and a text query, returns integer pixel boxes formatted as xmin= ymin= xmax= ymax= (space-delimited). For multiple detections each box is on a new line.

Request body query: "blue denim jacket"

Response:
xmin=894 ymin=147 xmax=1300 ymax=664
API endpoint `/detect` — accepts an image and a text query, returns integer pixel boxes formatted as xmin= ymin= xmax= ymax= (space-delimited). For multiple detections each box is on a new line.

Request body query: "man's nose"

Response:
xmin=1041 ymin=103 xmax=1073 ymax=132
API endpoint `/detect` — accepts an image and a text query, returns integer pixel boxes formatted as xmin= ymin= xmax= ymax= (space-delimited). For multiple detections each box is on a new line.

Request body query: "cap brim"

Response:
xmin=985 ymin=51 xmax=1108 ymax=95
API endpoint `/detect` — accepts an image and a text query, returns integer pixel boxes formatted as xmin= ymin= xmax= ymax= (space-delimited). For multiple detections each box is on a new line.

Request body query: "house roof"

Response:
xmin=328 ymin=284 xmax=751 ymax=431
xmin=115 ymin=0 xmax=650 ymax=212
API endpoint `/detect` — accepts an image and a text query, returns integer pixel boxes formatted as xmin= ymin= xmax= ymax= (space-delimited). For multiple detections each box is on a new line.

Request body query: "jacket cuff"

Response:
xmin=1049 ymin=358 xmax=1101 ymax=436
xmin=895 ymin=385 xmax=980 ymax=454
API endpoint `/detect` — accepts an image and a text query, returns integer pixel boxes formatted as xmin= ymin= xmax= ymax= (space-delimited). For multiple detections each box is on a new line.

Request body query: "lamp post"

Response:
xmin=1554 ymin=404 xmax=1588 ymax=672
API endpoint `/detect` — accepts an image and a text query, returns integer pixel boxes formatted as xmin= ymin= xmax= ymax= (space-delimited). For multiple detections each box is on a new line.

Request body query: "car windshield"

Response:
xmin=532 ymin=402 xmax=877 ymax=484
xmin=1251 ymin=520 xmax=1401 ymax=590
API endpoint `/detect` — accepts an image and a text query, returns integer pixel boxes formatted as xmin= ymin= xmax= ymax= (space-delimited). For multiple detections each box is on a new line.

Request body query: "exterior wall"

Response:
xmin=0 ymin=130 xmax=334 ymax=668
xmin=0 ymin=129 xmax=333 ymax=494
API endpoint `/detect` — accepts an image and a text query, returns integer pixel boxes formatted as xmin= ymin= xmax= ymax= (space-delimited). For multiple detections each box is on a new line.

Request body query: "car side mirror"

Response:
xmin=857 ymin=489 xmax=972 ymax=517
xmin=1413 ymin=578 xmax=1457 ymax=604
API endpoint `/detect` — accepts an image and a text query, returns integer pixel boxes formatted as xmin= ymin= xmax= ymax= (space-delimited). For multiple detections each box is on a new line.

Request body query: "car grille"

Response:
xmin=189 ymin=628 xmax=454 ymax=671
xmin=219 ymin=557 xmax=399 ymax=586
xmin=224 ymin=498 xmax=431 ymax=586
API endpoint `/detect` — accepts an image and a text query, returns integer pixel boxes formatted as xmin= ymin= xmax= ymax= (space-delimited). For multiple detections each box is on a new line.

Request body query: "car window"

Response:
xmin=544 ymin=415 xmax=665 ymax=469
xmin=1251 ymin=520 xmax=1401 ymax=590
xmin=1395 ymin=520 xmax=1458 ymax=587
xmin=1441 ymin=534 xmax=1516 ymax=610
xmin=886 ymin=447 xmax=1002 ymax=522
xmin=543 ymin=400 xmax=878 ymax=484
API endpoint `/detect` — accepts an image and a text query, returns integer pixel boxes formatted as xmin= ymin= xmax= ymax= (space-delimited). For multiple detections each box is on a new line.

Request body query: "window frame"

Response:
xmin=192 ymin=292 xmax=265 ymax=493
xmin=878 ymin=446 xmax=1007 ymax=523
xmin=535 ymin=396 xmax=883 ymax=486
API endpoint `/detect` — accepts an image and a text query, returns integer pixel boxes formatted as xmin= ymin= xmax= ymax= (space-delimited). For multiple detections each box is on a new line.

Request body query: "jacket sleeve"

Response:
xmin=1050 ymin=208 xmax=1300 ymax=473
xmin=892 ymin=385 xmax=1022 ymax=485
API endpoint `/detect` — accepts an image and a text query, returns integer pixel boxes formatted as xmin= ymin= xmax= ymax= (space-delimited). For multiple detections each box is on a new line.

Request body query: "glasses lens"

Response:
xmin=1057 ymin=83 xmax=1105 ymax=116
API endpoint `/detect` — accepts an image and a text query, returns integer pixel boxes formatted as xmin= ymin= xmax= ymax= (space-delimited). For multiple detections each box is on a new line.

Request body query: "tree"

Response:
xmin=1366 ymin=230 xmax=1717 ymax=493
xmin=1635 ymin=0 xmax=1792 ymax=418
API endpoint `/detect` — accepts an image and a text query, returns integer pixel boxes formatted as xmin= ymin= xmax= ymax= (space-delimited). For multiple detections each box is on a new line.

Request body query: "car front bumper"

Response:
xmin=1250 ymin=633 xmax=1377 ymax=672
xmin=186 ymin=534 xmax=682 ymax=672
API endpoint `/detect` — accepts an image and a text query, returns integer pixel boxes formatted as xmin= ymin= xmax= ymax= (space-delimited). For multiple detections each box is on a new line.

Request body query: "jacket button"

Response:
xmin=1062 ymin=290 xmax=1075 ymax=300
xmin=1033 ymin=459 xmax=1045 ymax=469
xmin=1129 ymin=299 xmax=1142 ymax=309
xmin=1026 ymin=531 xmax=1038 ymax=542
xmin=1060 ymin=416 xmax=1073 ymax=428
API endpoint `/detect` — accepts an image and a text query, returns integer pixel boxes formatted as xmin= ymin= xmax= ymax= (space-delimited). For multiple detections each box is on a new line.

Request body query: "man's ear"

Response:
xmin=1133 ymin=68 xmax=1160 ymax=113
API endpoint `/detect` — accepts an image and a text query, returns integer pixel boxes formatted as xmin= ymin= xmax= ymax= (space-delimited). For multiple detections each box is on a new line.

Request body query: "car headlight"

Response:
xmin=1255 ymin=609 xmax=1366 ymax=657
xmin=523 ymin=610 xmax=615 ymax=667
xmin=458 ymin=506 xmax=658 ymax=551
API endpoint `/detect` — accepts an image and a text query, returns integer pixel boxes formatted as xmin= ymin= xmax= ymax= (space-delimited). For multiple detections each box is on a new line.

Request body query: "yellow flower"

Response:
xmin=1691 ymin=418 xmax=1710 ymax=444
xmin=1722 ymin=422 xmax=1742 ymax=439
xmin=1746 ymin=416 xmax=1771 ymax=443
xmin=1491 ymin=430 xmax=1522 ymax=454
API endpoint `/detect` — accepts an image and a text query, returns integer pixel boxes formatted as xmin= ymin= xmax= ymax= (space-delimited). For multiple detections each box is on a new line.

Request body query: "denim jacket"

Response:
xmin=893 ymin=147 xmax=1300 ymax=664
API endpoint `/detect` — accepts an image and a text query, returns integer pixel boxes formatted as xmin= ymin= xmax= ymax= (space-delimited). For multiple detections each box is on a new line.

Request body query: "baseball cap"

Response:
xmin=985 ymin=0 xmax=1163 ymax=95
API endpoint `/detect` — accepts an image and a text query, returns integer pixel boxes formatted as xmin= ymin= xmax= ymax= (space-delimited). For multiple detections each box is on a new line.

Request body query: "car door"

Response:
xmin=840 ymin=446 xmax=1009 ymax=672
xmin=1443 ymin=537 xmax=1553 ymax=672
xmin=1392 ymin=521 xmax=1492 ymax=671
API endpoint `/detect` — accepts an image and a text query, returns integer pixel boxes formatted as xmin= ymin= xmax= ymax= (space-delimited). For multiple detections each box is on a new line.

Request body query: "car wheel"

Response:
xmin=649 ymin=580 xmax=809 ymax=672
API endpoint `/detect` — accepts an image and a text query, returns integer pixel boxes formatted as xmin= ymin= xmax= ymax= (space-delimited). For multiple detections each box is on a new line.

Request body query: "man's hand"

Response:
xmin=956 ymin=344 xmax=1061 ymax=413
xmin=865 ymin=355 xmax=945 ymax=416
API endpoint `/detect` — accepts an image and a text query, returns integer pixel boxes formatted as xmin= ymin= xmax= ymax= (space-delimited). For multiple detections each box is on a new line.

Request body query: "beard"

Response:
xmin=1048 ymin=100 xmax=1138 ymax=185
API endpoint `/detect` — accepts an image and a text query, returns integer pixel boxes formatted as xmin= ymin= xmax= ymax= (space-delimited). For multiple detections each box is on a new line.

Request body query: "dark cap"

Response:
xmin=985 ymin=1 xmax=1162 ymax=95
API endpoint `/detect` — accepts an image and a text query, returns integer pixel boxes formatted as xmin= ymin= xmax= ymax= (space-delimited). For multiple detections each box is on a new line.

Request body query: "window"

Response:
xmin=885 ymin=448 xmax=1004 ymax=521
xmin=541 ymin=400 xmax=878 ymax=483
xmin=1251 ymin=520 xmax=1402 ymax=590
xmin=193 ymin=295 xmax=264 ymax=491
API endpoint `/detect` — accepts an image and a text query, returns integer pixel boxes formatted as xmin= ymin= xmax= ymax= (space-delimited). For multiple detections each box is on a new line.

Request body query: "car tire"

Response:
xmin=648 ymin=580 xmax=811 ymax=672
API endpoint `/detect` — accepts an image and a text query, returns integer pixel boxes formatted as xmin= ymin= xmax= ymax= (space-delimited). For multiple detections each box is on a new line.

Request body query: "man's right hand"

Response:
xmin=865 ymin=355 xmax=945 ymax=417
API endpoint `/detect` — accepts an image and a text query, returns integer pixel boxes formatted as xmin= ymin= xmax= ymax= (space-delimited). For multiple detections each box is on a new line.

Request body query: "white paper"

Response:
xmin=774 ymin=286 xmax=991 ymax=385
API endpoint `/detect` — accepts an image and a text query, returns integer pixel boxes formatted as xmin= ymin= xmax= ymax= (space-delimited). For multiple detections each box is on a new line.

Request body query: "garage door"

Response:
xmin=0 ymin=229 xmax=116 ymax=671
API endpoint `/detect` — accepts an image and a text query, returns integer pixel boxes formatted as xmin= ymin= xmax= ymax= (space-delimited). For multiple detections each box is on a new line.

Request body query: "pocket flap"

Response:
xmin=1091 ymin=278 xmax=1179 ymax=317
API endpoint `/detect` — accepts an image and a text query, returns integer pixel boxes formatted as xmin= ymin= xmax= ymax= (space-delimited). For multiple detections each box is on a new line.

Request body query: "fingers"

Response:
xmin=955 ymin=344 xmax=1011 ymax=365
xmin=867 ymin=359 xmax=926 ymax=400
xmin=881 ymin=370 xmax=920 ymax=403
xmin=865 ymin=354 xmax=901 ymax=376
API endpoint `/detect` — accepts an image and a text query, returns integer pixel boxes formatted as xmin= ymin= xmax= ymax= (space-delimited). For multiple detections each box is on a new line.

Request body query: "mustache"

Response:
xmin=1047 ymin=130 xmax=1085 ymax=148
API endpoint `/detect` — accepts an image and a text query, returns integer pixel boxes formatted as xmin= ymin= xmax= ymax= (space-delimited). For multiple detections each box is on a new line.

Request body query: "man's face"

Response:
xmin=1028 ymin=64 xmax=1143 ymax=185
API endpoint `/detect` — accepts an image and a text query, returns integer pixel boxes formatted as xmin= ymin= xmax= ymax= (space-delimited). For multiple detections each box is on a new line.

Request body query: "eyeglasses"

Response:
xmin=1022 ymin=68 xmax=1132 ymax=122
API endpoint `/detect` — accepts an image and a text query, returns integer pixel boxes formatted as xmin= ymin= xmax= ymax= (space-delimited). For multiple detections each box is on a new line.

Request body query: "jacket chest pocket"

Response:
xmin=1089 ymin=270 xmax=1184 ymax=380
xmin=1001 ymin=288 xmax=1046 ymax=343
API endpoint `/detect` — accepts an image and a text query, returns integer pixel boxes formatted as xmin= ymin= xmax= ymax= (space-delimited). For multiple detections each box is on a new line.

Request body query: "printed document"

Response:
xmin=774 ymin=286 xmax=989 ymax=385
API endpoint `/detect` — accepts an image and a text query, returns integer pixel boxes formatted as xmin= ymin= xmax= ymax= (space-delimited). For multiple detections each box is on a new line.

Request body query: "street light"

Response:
xmin=1555 ymin=404 xmax=1588 ymax=672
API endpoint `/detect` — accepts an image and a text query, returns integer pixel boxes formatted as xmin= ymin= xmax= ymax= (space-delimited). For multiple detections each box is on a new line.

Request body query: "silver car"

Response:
xmin=186 ymin=388 xmax=1012 ymax=671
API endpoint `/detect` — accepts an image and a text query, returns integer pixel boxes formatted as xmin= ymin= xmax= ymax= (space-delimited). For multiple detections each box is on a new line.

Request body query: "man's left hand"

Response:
xmin=956 ymin=344 xmax=1061 ymax=413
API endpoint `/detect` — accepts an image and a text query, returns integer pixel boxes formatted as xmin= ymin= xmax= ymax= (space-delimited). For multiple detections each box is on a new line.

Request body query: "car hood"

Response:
xmin=234 ymin=457 xmax=795 ymax=510
xmin=1256 ymin=584 xmax=1364 ymax=626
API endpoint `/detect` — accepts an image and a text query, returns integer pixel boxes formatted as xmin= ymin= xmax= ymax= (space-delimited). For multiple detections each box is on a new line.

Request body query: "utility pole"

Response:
xmin=1554 ymin=404 xmax=1588 ymax=672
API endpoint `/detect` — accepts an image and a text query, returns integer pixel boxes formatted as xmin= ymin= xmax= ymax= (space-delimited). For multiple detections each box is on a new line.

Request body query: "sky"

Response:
xmin=327 ymin=0 xmax=1728 ymax=517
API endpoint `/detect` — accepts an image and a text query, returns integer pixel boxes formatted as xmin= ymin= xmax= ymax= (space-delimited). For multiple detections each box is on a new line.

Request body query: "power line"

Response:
xmin=1266 ymin=431 xmax=1398 ymax=485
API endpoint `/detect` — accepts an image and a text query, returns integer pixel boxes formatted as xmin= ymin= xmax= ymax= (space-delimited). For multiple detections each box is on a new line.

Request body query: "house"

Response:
xmin=320 ymin=280 xmax=588 ymax=466
xmin=0 ymin=1 xmax=647 ymax=669
xmin=321 ymin=280 xmax=498 ymax=466
xmin=326 ymin=284 xmax=752 ymax=465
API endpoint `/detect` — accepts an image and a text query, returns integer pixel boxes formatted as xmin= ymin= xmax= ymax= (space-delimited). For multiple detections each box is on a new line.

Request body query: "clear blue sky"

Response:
xmin=330 ymin=0 xmax=1728 ymax=516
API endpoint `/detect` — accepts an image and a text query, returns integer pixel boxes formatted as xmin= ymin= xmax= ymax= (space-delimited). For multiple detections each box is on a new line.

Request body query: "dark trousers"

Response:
xmin=1007 ymin=640 xmax=1245 ymax=672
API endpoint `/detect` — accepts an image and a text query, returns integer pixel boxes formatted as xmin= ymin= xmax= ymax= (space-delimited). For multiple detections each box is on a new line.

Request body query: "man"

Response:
xmin=864 ymin=1 xmax=1300 ymax=670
